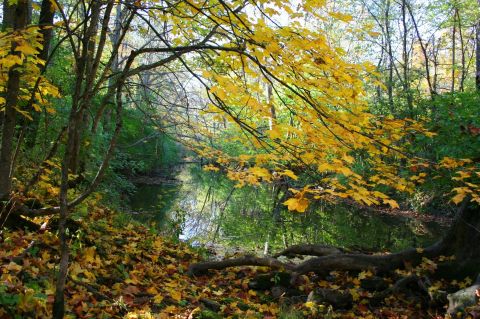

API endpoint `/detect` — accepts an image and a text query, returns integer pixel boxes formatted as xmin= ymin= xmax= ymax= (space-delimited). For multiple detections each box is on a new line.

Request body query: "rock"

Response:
xmin=270 ymin=286 xmax=303 ymax=299
xmin=447 ymin=276 xmax=480 ymax=316
xmin=248 ymin=272 xmax=292 ymax=290
xmin=271 ymin=286 xmax=287 ymax=299
xmin=360 ymin=276 xmax=389 ymax=291
xmin=199 ymin=298 xmax=221 ymax=312
xmin=307 ymin=288 xmax=353 ymax=309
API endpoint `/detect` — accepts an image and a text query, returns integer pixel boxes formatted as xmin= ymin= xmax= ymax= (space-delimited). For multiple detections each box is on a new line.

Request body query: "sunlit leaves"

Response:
xmin=180 ymin=0 xmax=440 ymax=212
xmin=0 ymin=26 xmax=59 ymax=117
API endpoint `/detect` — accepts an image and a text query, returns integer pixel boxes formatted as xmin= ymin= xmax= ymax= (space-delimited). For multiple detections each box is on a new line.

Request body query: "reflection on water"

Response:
xmin=129 ymin=165 xmax=446 ymax=253
xmin=129 ymin=184 xmax=179 ymax=227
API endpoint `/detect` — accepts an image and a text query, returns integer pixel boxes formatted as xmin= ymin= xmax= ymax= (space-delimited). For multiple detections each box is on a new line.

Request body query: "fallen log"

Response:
xmin=273 ymin=244 xmax=344 ymax=258
xmin=188 ymin=243 xmax=443 ymax=278
xmin=188 ymin=254 xmax=295 ymax=276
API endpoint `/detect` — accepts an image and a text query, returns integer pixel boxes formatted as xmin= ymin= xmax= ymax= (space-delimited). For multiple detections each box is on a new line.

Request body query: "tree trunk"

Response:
xmin=400 ymin=0 xmax=413 ymax=117
xmin=451 ymin=8 xmax=456 ymax=93
xmin=476 ymin=0 xmax=480 ymax=91
xmin=456 ymin=8 xmax=466 ymax=92
xmin=24 ymin=0 xmax=56 ymax=149
xmin=92 ymin=3 xmax=123 ymax=133
xmin=385 ymin=0 xmax=394 ymax=114
xmin=435 ymin=202 xmax=480 ymax=279
xmin=0 ymin=0 xmax=29 ymax=200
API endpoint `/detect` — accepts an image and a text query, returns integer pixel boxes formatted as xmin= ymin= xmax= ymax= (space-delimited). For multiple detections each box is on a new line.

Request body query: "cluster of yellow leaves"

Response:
xmin=437 ymin=158 xmax=480 ymax=205
xmin=0 ymin=27 xmax=59 ymax=117
xmin=177 ymin=0 xmax=436 ymax=212
xmin=33 ymin=159 xmax=62 ymax=198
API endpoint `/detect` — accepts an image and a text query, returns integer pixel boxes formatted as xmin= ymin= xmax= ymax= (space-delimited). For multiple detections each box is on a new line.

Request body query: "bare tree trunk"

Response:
xmin=52 ymin=2 xmax=100 ymax=315
xmin=92 ymin=3 xmax=124 ymax=133
xmin=52 ymin=44 xmax=135 ymax=316
xmin=24 ymin=0 xmax=56 ymax=149
xmin=432 ymin=37 xmax=439 ymax=92
xmin=385 ymin=0 xmax=394 ymax=113
xmin=401 ymin=0 xmax=413 ymax=117
xmin=456 ymin=8 xmax=466 ymax=92
xmin=451 ymin=8 xmax=457 ymax=93
xmin=68 ymin=0 xmax=103 ymax=175
xmin=406 ymin=2 xmax=435 ymax=98
xmin=476 ymin=0 xmax=480 ymax=91
xmin=0 ymin=0 xmax=29 ymax=200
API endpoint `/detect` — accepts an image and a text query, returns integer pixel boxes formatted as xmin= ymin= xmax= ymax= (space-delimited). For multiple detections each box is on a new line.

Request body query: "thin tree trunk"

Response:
xmin=476 ymin=0 xmax=480 ymax=91
xmin=24 ymin=0 xmax=56 ymax=149
xmin=456 ymin=8 xmax=466 ymax=92
xmin=52 ymin=1 xmax=95 ymax=314
xmin=385 ymin=0 xmax=394 ymax=113
xmin=406 ymin=1 xmax=435 ymax=97
xmin=52 ymin=50 xmax=134 ymax=317
xmin=432 ymin=37 xmax=439 ymax=92
xmin=401 ymin=0 xmax=413 ymax=117
xmin=451 ymin=8 xmax=457 ymax=93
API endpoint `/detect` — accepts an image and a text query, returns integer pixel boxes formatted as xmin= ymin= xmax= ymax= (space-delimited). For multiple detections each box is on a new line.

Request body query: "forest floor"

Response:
xmin=0 ymin=206 xmax=477 ymax=318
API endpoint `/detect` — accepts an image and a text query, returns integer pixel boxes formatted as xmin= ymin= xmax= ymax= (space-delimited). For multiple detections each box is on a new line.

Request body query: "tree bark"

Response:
xmin=401 ymin=0 xmax=413 ymax=117
xmin=451 ymin=8 xmax=456 ymax=93
xmin=23 ymin=0 xmax=57 ymax=149
xmin=385 ymin=0 xmax=394 ymax=113
xmin=476 ymin=0 xmax=480 ymax=91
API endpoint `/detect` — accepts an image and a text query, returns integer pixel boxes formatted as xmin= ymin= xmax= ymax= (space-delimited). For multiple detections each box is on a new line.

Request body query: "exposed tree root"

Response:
xmin=189 ymin=202 xmax=479 ymax=280
xmin=273 ymin=244 xmax=344 ymax=258
xmin=294 ymin=243 xmax=443 ymax=276
xmin=188 ymin=254 xmax=295 ymax=276
xmin=188 ymin=242 xmax=443 ymax=277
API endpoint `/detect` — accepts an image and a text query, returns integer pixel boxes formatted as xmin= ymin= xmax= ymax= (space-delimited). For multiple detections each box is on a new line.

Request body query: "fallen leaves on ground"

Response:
xmin=0 ymin=207 xmax=477 ymax=318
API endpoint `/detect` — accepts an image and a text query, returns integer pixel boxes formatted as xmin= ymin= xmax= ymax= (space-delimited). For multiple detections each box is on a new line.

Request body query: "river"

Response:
xmin=129 ymin=165 xmax=446 ymax=254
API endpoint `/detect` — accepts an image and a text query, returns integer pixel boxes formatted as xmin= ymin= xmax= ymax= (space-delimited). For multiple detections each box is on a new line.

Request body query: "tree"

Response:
xmin=0 ymin=0 xmax=29 ymax=199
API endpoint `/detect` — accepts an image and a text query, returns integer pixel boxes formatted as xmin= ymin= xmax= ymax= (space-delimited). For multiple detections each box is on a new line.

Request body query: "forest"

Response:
xmin=0 ymin=0 xmax=480 ymax=318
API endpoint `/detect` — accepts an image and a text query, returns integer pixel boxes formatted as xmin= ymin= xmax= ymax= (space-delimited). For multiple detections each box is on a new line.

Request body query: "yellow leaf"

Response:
xmin=15 ymin=43 xmax=38 ymax=55
xmin=83 ymin=246 xmax=96 ymax=263
xmin=451 ymin=192 xmax=466 ymax=205
xmin=304 ymin=301 xmax=316 ymax=309
xmin=383 ymin=198 xmax=399 ymax=209
xmin=329 ymin=11 xmax=353 ymax=22
xmin=6 ymin=262 xmax=22 ymax=272
xmin=280 ymin=169 xmax=298 ymax=180
xmin=268 ymin=127 xmax=281 ymax=139
xmin=284 ymin=197 xmax=309 ymax=213
xmin=163 ymin=305 xmax=177 ymax=313
xmin=343 ymin=155 xmax=355 ymax=164
xmin=170 ymin=290 xmax=181 ymax=302
xmin=146 ymin=287 xmax=158 ymax=295
xmin=249 ymin=166 xmax=271 ymax=180
xmin=358 ymin=270 xmax=372 ymax=280
xmin=153 ymin=294 xmax=164 ymax=304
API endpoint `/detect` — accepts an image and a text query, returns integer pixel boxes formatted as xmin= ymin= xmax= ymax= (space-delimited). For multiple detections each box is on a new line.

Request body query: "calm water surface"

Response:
xmin=129 ymin=166 xmax=445 ymax=253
